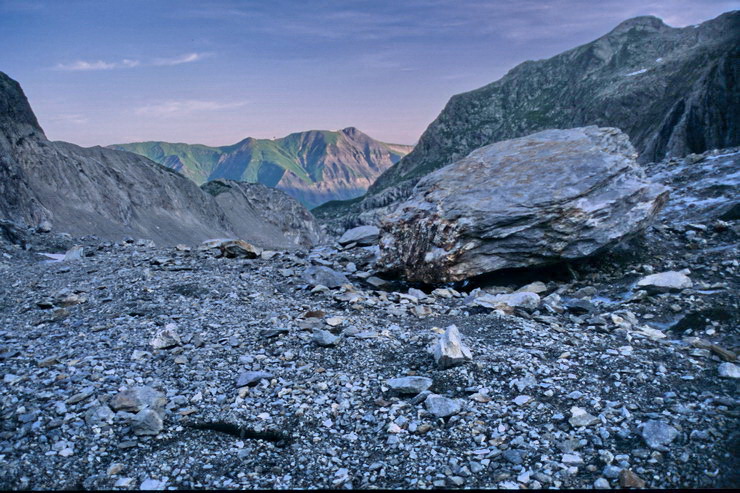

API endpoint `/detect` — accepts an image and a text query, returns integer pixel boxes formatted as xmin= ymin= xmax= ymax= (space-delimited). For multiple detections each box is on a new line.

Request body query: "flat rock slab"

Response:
xmin=338 ymin=226 xmax=380 ymax=246
xmin=376 ymin=127 xmax=668 ymax=283
xmin=387 ymin=376 xmax=433 ymax=394
xmin=637 ymin=270 xmax=692 ymax=292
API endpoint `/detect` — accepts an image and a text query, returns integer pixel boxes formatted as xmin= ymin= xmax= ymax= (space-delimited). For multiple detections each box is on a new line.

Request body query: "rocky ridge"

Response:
xmin=0 ymin=71 xmax=321 ymax=249
xmin=315 ymin=11 xmax=739 ymax=228
xmin=111 ymin=128 xmax=413 ymax=209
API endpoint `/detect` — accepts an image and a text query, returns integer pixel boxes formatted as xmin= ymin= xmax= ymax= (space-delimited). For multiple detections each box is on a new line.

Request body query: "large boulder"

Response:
xmin=376 ymin=127 xmax=668 ymax=283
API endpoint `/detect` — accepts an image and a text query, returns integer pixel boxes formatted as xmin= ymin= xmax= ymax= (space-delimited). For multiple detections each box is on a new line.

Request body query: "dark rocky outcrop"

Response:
xmin=0 ymin=71 xmax=321 ymax=249
xmin=375 ymin=127 xmax=668 ymax=283
xmin=317 ymin=11 xmax=739 ymax=226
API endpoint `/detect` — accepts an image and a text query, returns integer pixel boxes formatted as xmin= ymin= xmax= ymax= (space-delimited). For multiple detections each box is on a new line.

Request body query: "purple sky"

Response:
xmin=0 ymin=0 xmax=736 ymax=147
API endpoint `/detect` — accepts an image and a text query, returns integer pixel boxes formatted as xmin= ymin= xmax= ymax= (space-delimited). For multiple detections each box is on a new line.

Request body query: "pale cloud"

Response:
xmin=134 ymin=99 xmax=249 ymax=117
xmin=54 ymin=53 xmax=206 ymax=71
xmin=152 ymin=52 xmax=206 ymax=66
xmin=54 ymin=58 xmax=140 ymax=71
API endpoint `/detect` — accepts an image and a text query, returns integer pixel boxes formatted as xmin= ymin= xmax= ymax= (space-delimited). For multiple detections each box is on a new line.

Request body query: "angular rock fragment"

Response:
xmin=62 ymin=245 xmax=84 ymax=262
xmin=312 ymin=329 xmax=339 ymax=347
xmin=433 ymin=325 xmax=472 ymax=369
xmin=424 ymin=394 xmax=462 ymax=418
xmin=150 ymin=324 xmax=181 ymax=349
xmin=376 ymin=127 xmax=668 ymax=283
xmin=302 ymin=265 xmax=349 ymax=289
xmin=217 ymin=239 xmax=262 ymax=259
xmin=338 ymin=225 xmax=380 ymax=246
xmin=471 ymin=292 xmax=540 ymax=312
xmin=718 ymin=362 xmax=740 ymax=379
xmin=640 ymin=420 xmax=678 ymax=449
xmin=109 ymin=386 xmax=166 ymax=413
xmin=636 ymin=270 xmax=692 ymax=292
xmin=569 ymin=406 xmax=598 ymax=427
xmin=236 ymin=371 xmax=273 ymax=387
xmin=132 ymin=408 xmax=164 ymax=436
xmin=386 ymin=376 xmax=433 ymax=394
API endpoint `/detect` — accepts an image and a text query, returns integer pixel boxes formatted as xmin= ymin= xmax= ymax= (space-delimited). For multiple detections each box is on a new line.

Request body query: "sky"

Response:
xmin=0 ymin=0 xmax=736 ymax=147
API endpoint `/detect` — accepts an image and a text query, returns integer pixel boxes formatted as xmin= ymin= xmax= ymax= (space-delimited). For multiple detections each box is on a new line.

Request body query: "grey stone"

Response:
xmin=62 ymin=246 xmax=84 ymax=262
xmin=236 ymin=371 xmax=273 ymax=387
xmin=594 ymin=478 xmax=611 ymax=489
xmin=312 ymin=329 xmax=339 ymax=347
xmin=472 ymin=292 xmax=540 ymax=311
xmin=636 ymin=271 xmax=692 ymax=292
xmin=109 ymin=386 xmax=166 ymax=413
xmin=641 ymin=420 xmax=678 ymax=449
xmin=132 ymin=408 xmax=164 ymax=436
xmin=387 ymin=376 xmax=433 ymax=394
xmin=338 ymin=225 xmax=380 ymax=246
xmin=433 ymin=325 xmax=472 ymax=369
xmin=376 ymin=127 xmax=668 ymax=283
xmin=302 ymin=265 xmax=349 ymax=288
xmin=424 ymin=394 xmax=462 ymax=418
xmin=569 ymin=406 xmax=599 ymax=427
xmin=718 ymin=362 xmax=740 ymax=379
xmin=150 ymin=324 xmax=181 ymax=349
xmin=503 ymin=449 xmax=526 ymax=465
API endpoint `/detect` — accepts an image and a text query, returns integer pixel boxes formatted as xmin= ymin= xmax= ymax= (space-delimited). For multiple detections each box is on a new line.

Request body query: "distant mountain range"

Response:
xmin=315 ymin=10 xmax=739 ymax=223
xmin=110 ymin=128 xmax=413 ymax=209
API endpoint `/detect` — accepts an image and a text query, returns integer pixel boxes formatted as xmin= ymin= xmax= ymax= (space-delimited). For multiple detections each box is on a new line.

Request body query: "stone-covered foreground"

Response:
xmin=0 ymin=204 xmax=737 ymax=490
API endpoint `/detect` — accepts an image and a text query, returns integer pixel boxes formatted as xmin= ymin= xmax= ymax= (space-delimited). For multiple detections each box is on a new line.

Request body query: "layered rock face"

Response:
xmin=317 ymin=11 xmax=738 ymax=225
xmin=376 ymin=127 xmax=668 ymax=283
xmin=111 ymin=127 xmax=412 ymax=209
xmin=0 ymin=71 xmax=321 ymax=249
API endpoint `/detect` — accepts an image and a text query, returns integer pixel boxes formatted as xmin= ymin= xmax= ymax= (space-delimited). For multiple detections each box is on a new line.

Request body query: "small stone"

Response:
xmin=114 ymin=478 xmax=134 ymax=488
xmin=302 ymin=265 xmax=349 ymax=289
xmin=472 ymin=292 xmax=540 ymax=311
xmin=640 ymin=420 xmax=678 ymax=449
xmin=569 ymin=406 xmax=598 ymax=427
xmin=109 ymin=386 xmax=166 ymax=413
xmin=433 ymin=325 xmax=472 ymax=369
xmin=107 ymin=463 xmax=124 ymax=476
xmin=62 ymin=245 xmax=84 ymax=262
xmin=218 ymin=239 xmax=262 ymax=259
xmin=386 ymin=376 xmax=433 ymax=394
xmin=503 ymin=449 xmax=525 ymax=465
xmin=132 ymin=408 xmax=164 ymax=436
xmin=366 ymin=276 xmax=388 ymax=288
xmin=618 ymin=469 xmax=646 ymax=488
xmin=338 ymin=225 xmax=380 ymax=246
xmin=325 ymin=317 xmax=344 ymax=327
xmin=259 ymin=327 xmax=289 ymax=339
xmin=424 ymin=394 xmax=462 ymax=418
xmin=718 ymin=362 xmax=740 ymax=378
xmin=636 ymin=271 xmax=692 ymax=293
xmin=515 ymin=281 xmax=548 ymax=294
xmin=603 ymin=465 xmax=622 ymax=479
xmin=594 ymin=478 xmax=610 ymax=489
xmin=312 ymin=329 xmax=339 ymax=347
xmin=140 ymin=478 xmax=167 ymax=490
xmin=236 ymin=371 xmax=273 ymax=387
xmin=150 ymin=323 xmax=181 ymax=349
xmin=562 ymin=453 xmax=584 ymax=464
xmin=513 ymin=395 xmax=531 ymax=406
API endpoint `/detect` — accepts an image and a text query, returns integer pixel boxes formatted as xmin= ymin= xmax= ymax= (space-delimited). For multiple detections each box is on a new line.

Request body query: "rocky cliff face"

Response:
xmin=0 ymin=71 xmax=322 ymax=249
xmin=317 ymin=11 xmax=739 ymax=224
xmin=111 ymin=127 xmax=412 ymax=209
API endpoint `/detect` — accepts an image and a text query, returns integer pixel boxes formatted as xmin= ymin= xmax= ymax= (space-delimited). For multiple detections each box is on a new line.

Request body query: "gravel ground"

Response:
xmin=0 ymin=150 xmax=737 ymax=490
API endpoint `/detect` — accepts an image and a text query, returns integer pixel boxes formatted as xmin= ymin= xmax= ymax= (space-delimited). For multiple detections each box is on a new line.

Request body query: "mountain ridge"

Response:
xmin=315 ymin=10 xmax=739 ymax=223
xmin=110 ymin=128 xmax=413 ymax=209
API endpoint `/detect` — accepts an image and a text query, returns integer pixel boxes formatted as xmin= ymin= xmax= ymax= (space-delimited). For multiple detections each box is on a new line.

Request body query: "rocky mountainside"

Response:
xmin=110 ymin=128 xmax=413 ymax=209
xmin=0 ymin=71 xmax=322 ymax=249
xmin=316 ymin=10 xmax=739 ymax=225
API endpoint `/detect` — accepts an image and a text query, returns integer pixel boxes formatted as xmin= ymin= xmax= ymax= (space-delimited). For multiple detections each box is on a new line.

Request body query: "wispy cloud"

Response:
xmin=48 ymin=113 xmax=89 ymax=124
xmin=134 ymin=99 xmax=249 ymax=117
xmin=53 ymin=53 xmax=207 ymax=71
xmin=152 ymin=52 xmax=207 ymax=66
xmin=54 ymin=58 xmax=140 ymax=71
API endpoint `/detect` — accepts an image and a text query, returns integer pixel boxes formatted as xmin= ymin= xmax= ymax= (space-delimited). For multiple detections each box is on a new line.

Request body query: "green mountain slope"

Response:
xmin=110 ymin=127 xmax=412 ymax=209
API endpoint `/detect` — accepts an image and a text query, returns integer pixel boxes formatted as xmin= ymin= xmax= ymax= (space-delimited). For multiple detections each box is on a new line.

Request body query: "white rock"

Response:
xmin=433 ymin=325 xmax=472 ymax=369
xmin=636 ymin=271 xmax=692 ymax=292
xmin=718 ymin=362 xmax=740 ymax=379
